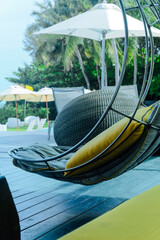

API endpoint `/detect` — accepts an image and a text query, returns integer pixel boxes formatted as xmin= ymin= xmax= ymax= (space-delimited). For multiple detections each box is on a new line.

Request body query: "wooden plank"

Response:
xmin=13 ymin=185 xmax=57 ymax=201
xmin=37 ymin=197 xmax=127 ymax=240
xmin=20 ymin=196 xmax=107 ymax=240
xmin=5 ymin=172 xmax=36 ymax=184
xmin=20 ymin=195 xmax=89 ymax=231
xmin=19 ymin=193 xmax=74 ymax=221
xmin=1 ymin=168 xmax=22 ymax=177
xmin=0 ymin=160 xmax=21 ymax=176
xmin=15 ymin=182 xmax=70 ymax=211
xmin=16 ymin=192 xmax=62 ymax=211
xmin=0 ymin=153 xmax=11 ymax=158
xmin=7 ymin=174 xmax=58 ymax=192
xmin=0 ymin=162 xmax=15 ymax=171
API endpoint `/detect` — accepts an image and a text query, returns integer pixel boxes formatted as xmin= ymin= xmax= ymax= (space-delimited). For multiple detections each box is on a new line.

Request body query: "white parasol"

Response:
xmin=26 ymin=87 xmax=54 ymax=124
xmin=0 ymin=85 xmax=37 ymax=130
xmin=35 ymin=1 xmax=160 ymax=89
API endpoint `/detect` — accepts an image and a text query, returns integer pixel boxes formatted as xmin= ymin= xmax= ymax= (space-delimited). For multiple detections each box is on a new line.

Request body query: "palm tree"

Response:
xmin=24 ymin=0 xmax=93 ymax=88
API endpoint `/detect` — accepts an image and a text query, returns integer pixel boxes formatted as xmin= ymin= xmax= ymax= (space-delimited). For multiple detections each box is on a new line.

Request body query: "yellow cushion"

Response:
xmin=65 ymin=105 xmax=153 ymax=176
xmin=59 ymin=185 xmax=160 ymax=240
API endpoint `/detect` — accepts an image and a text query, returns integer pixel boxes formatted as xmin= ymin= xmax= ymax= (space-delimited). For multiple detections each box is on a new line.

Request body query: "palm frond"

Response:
xmin=63 ymin=37 xmax=82 ymax=71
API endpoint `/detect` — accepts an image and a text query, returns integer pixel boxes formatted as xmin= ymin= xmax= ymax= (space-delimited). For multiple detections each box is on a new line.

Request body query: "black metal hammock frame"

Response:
xmin=9 ymin=0 xmax=160 ymax=185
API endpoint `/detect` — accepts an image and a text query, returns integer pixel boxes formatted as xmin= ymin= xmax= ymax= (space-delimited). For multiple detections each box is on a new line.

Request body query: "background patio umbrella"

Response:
xmin=36 ymin=1 xmax=160 ymax=89
xmin=0 ymin=85 xmax=37 ymax=130
xmin=27 ymin=87 xmax=54 ymax=125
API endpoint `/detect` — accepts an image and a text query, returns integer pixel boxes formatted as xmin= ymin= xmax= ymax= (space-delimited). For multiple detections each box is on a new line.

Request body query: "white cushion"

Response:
xmin=7 ymin=118 xmax=20 ymax=128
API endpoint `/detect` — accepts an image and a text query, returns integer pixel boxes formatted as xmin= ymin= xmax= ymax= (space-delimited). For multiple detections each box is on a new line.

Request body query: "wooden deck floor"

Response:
xmin=0 ymin=131 xmax=160 ymax=239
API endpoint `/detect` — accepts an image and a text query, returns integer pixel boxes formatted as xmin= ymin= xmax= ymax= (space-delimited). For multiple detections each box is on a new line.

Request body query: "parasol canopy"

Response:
xmin=0 ymin=85 xmax=37 ymax=130
xmin=26 ymin=87 xmax=54 ymax=124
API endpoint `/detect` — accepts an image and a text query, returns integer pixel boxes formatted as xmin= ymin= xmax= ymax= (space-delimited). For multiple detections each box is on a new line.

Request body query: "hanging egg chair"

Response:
xmin=9 ymin=0 xmax=160 ymax=185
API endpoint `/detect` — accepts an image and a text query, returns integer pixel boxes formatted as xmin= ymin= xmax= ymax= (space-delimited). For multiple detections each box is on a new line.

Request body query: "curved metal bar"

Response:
xmin=9 ymin=0 xmax=129 ymax=163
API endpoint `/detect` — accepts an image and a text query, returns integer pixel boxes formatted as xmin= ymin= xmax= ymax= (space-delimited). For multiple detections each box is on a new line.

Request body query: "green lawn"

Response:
xmin=7 ymin=122 xmax=49 ymax=131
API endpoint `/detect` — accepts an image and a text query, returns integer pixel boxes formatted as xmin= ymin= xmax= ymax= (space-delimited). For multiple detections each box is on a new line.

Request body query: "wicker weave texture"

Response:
xmin=54 ymin=89 xmax=139 ymax=146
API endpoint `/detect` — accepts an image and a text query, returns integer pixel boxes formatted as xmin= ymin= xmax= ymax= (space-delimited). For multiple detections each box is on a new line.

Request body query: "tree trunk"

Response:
xmin=70 ymin=61 xmax=75 ymax=87
xmin=75 ymin=48 xmax=91 ymax=89
xmin=133 ymin=48 xmax=137 ymax=85
xmin=96 ymin=64 xmax=101 ymax=89
xmin=112 ymin=38 xmax=119 ymax=85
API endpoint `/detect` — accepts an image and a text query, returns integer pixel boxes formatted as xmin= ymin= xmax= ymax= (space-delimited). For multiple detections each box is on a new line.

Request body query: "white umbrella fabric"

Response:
xmin=27 ymin=87 xmax=54 ymax=124
xmin=0 ymin=85 xmax=37 ymax=130
xmin=35 ymin=2 xmax=160 ymax=89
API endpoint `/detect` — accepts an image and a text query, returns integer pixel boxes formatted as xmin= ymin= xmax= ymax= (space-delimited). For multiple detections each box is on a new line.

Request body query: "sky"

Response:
xmin=0 ymin=0 xmax=43 ymax=91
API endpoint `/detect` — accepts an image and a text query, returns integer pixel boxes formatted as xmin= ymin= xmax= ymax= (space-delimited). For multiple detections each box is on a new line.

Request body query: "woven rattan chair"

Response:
xmin=9 ymin=1 xmax=160 ymax=185
xmin=54 ymin=89 xmax=139 ymax=146
xmin=104 ymin=85 xmax=138 ymax=98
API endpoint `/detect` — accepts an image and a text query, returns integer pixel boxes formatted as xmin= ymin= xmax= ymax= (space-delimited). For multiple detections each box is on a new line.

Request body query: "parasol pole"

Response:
xmin=101 ymin=30 xmax=107 ymax=89
xmin=15 ymin=94 xmax=19 ymax=131
xmin=24 ymin=100 xmax=26 ymax=119
xmin=45 ymin=95 xmax=49 ymax=126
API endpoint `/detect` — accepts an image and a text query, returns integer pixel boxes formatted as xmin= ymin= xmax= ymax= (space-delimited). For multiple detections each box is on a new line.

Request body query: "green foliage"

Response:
xmin=0 ymin=103 xmax=19 ymax=124
xmin=149 ymin=75 xmax=160 ymax=99
xmin=149 ymin=56 xmax=160 ymax=100
xmin=6 ymin=60 xmax=89 ymax=89
xmin=4 ymin=0 xmax=160 ymax=101
xmin=25 ymin=102 xmax=48 ymax=118
xmin=0 ymin=102 xmax=52 ymax=124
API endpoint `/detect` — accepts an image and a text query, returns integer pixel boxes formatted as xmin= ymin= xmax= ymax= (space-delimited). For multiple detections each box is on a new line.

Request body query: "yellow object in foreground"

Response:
xmin=26 ymin=85 xmax=33 ymax=91
xmin=60 ymin=184 xmax=160 ymax=240
xmin=65 ymin=105 xmax=153 ymax=176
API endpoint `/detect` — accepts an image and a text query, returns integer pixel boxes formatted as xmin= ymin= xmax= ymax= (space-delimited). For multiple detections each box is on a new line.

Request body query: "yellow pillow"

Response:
xmin=65 ymin=105 xmax=153 ymax=176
